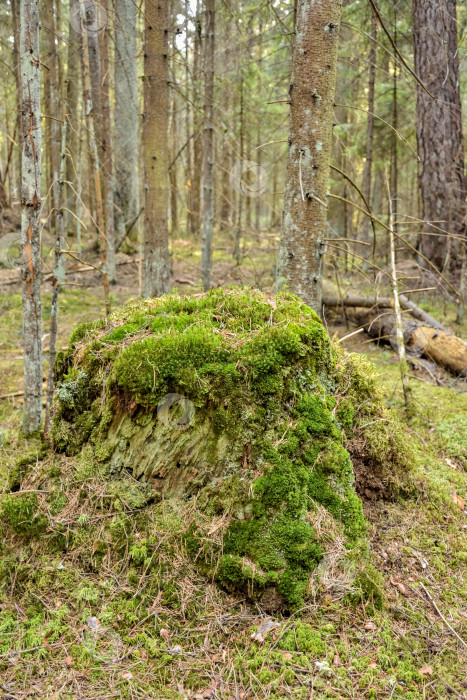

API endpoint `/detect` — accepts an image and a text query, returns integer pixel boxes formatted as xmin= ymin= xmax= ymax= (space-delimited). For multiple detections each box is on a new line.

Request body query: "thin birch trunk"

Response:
xmin=200 ymin=0 xmax=215 ymax=290
xmin=391 ymin=18 xmax=398 ymax=237
xmin=277 ymin=0 xmax=342 ymax=313
xmin=81 ymin=0 xmax=111 ymax=314
xmin=20 ymin=0 xmax=42 ymax=434
xmin=387 ymin=177 xmax=411 ymax=420
xmin=143 ymin=0 xmax=171 ymax=297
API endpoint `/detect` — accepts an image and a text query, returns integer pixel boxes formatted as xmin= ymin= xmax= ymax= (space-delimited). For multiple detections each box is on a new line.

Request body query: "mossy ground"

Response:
xmin=0 ymin=288 xmax=465 ymax=699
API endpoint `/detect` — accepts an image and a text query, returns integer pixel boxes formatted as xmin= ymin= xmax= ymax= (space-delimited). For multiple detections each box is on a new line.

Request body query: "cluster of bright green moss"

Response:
xmin=40 ymin=289 xmax=410 ymax=608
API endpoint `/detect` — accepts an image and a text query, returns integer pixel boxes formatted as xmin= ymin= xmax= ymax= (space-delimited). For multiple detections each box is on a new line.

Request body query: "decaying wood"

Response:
xmin=363 ymin=313 xmax=467 ymax=376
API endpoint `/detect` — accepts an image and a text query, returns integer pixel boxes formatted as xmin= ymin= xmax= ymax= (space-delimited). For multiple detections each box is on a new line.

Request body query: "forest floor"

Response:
xmin=0 ymin=228 xmax=466 ymax=699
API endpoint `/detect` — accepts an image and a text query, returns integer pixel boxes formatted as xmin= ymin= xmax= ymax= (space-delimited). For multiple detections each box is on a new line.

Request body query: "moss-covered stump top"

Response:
xmin=50 ymin=288 xmax=408 ymax=610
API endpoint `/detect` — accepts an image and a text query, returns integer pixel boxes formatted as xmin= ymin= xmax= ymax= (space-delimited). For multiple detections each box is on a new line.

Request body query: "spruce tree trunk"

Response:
xmin=41 ymin=1 xmax=53 ymax=218
xmin=114 ymin=0 xmax=139 ymax=248
xmin=81 ymin=3 xmax=111 ymax=314
xmin=200 ymin=0 xmax=215 ymax=291
xmin=11 ymin=0 xmax=22 ymax=195
xmin=361 ymin=10 xmax=376 ymax=251
xmin=20 ymin=0 xmax=42 ymax=434
xmin=277 ymin=0 xmax=342 ymax=314
xmin=413 ymin=0 xmax=466 ymax=271
xmin=234 ymin=74 xmax=244 ymax=266
xmin=100 ymin=0 xmax=116 ymax=284
xmin=143 ymin=0 xmax=171 ymax=297
xmin=170 ymin=90 xmax=178 ymax=234
xmin=184 ymin=0 xmax=193 ymax=237
xmin=190 ymin=1 xmax=203 ymax=237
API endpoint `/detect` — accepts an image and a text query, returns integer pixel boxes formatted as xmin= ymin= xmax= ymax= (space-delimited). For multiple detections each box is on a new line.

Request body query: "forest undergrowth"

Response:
xmin=0 ymin=277 xmax=465 ymax=700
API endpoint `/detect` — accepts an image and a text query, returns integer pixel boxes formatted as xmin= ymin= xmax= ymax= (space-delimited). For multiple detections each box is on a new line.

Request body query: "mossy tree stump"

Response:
xmin=50 ymin=289 xmax=408 ymax=609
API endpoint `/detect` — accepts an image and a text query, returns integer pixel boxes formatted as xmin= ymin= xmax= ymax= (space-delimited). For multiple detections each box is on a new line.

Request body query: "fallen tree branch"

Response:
xmin=323 ymin=294 xmax=447 ymax=332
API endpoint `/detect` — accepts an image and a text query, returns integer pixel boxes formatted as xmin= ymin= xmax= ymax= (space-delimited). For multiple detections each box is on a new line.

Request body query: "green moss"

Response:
xmin=348 ymin=563 xmax=385 ymax=610
xmin=46 ymin=288 xmax=401 ymax=610
xmin=278 ymin=622 xmax=326 ymax=655
xmin=437 ymin=416 xmax=467 ymax=466
xmin=0 ymin=494 xmax=48 ymax=538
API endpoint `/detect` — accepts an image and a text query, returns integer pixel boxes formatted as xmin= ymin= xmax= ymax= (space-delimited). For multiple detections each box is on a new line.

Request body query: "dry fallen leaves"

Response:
xmin=419 ymin=665 xmax=433 ymax=676
xmin=86 ymin=616 xmax=100 ymax=631
xmin=451 ymin=492 xmax=465 ymax=511
xmin=159 ymin=628 xmax=170 ymax=642
xmin=250 ymin=619 xmax=280 ymax=643
xmin=390 ymin=577 xmax=410 ymax=596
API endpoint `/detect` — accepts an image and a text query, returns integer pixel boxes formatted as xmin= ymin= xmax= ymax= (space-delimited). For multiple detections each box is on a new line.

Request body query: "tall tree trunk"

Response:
xmin=11 ymin=0 xmax=22 ymax=196
xmin=20 ymin=0 xmax=42 ymax=434
xmin=143 ymin=0 xmax=171 ymax=297
xmin=277 ymin=0 xmax=342 ymax=313
xmin=391 ymin=14 xmax=398 ymax=238
xmin=361 ymin=10 xmax=376 ymax=252
xmin=219 ymin=88 xmax=232 ymax=232
xmin=114 ymin=0 xmax=139 ymax=248
xmin=255 ymin=22 xmax=263 ymax=234
xmin=64 ymin=19 xmax=80 ymax=244
xmin=41 ymin=1 xmax=53 ymax=218
xmin=200 ymin=0 xmax=215 ymax=291
xmin=413 ymin=0 xmax=466 ymax=271
xmin=185 ymin=0 xmax=193 ymax=237
xmin=81 ymin=1 xmax=111 ymax=314
xmin=234 ymin=74 xmax=244 ymax=265
xmin=100 ymin=0 xmax=116 ymax=283
xmin=190 ymin=0 xmax=203 ymax=237
xmin=45 ymin=118 xmax=67 ymax=433
xmin=170 ymin=90 xmax=178 ymax=234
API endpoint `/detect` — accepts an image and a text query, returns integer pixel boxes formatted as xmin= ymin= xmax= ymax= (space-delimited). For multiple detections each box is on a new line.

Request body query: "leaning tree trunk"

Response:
xmin=143 ymin=0 xmax=171 ymax=298
xmin=413 ymin=0 xmax=466 ymax=271
xmin=277 ymin=0 xmax=342 ymax=314
xmin=20 ymin=0 xmax=42 ymax=434
xmin=114 ymin=0 xmax=139 ymax=250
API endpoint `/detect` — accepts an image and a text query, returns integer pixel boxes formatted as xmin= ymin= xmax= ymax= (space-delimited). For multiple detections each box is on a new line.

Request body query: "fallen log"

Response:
xmin=323 ymin=294 xmax=447 ymax=332
xmin=362 ymin=313 xmax=467 ymax=376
